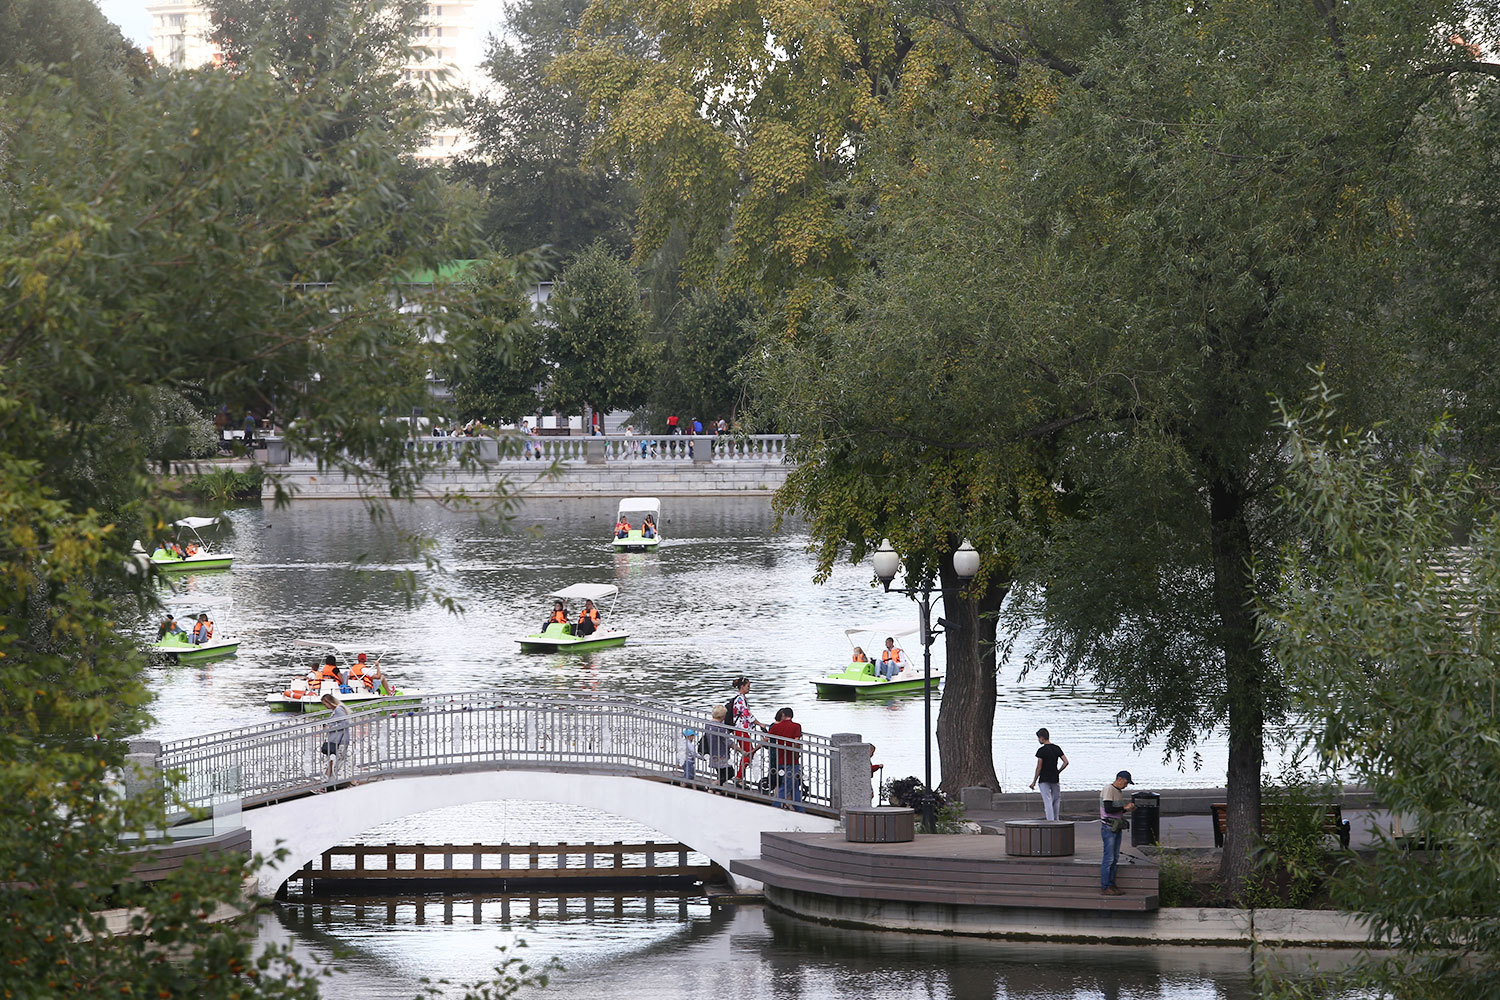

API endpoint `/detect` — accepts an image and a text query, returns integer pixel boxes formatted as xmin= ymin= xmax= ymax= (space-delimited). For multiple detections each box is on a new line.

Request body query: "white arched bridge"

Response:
xmin=135 ymin=693 xmax=873 ymax=890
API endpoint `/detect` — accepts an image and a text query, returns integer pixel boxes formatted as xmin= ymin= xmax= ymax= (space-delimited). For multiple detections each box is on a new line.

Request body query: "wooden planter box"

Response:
xmin=845 ymin=807 xmax=916 ymax=843
xmin=1004 ymin=819 xmax=1076 ymax=857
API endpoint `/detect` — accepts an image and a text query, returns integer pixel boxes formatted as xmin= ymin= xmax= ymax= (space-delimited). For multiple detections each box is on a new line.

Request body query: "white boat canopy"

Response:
xmin=615 ymin=497 xmax=661 ymax=518
xmin=292 ymin=638 xmax=389 ymax=661
xmin=548 ymin=583 xmax=620 ymax=602
xmin=844 ymin=623 xmax=922 ymax=644
xmin=173 ymin=516 xmax=221 ymax=531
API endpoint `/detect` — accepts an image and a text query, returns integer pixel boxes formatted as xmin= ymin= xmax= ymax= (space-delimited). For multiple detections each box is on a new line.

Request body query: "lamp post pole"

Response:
xmin=873 ymin=539 xmax=979 ymax=834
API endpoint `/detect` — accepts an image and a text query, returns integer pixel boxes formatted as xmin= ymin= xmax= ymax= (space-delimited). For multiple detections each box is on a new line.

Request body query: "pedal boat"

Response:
xmin=264 ymin=640 xmax=422 ymax=713
xmin=517 ymin=583 xmax=630 ymax=652
xmin=610 ymin=496 xmax=661 ymax=552
xmin=811 ymin=624 xmax=943 ymax=699
xmin=147 ymin=516 xmax=234 ymax=572
xmin=150 ymin=631 xmax=240 ymax=664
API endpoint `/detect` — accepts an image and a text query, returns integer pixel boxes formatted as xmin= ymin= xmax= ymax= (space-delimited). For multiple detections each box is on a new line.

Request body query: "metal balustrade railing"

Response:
xmin=158 ymin=691 xmax=836 ymax=817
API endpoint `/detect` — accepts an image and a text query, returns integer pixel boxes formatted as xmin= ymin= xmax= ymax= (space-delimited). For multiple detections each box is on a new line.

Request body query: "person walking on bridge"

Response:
xmin=728 ymin=676 xmax=767 ymax=786
xmin=319 ymin=694 xmax=351 ymax=785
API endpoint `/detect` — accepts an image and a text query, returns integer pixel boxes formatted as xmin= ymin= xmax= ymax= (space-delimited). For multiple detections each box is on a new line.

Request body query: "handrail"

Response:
xmin=158 ymin=691 xmax=836 ymax=817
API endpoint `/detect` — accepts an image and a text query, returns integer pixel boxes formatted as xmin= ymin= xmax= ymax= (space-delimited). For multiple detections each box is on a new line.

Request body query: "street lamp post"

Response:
xmin=872 ymin=538 xmax=980 ymax=832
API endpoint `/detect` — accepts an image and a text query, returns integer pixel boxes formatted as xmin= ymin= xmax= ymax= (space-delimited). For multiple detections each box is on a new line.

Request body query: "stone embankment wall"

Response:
xmin=261 ymin=462 xmax=790 ymax=500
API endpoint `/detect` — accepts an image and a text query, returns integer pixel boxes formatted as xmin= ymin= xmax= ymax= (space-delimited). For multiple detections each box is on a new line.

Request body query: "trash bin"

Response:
xmin=1131 ymin=791 xmax=1161 ymax=846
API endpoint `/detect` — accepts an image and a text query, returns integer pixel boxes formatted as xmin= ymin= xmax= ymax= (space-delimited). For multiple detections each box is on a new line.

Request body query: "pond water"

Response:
xmin=144 ymin=496 xmax=1259 ymax=792
xmin=141 ymin=496 xmax=1313 ymax=999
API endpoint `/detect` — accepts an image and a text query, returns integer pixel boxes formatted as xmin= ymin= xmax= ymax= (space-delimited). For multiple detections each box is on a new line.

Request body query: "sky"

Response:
xmin=94 ymin=0 xmax=151 ymax=47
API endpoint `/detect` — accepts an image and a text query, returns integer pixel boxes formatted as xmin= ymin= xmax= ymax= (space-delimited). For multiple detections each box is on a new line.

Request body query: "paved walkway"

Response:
xmin=965 ymin=802 xmax=1395 ymax=852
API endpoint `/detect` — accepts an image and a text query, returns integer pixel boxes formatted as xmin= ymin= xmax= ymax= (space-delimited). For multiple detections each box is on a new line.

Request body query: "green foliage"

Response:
xmin=883 ymin=777 xmax=966 ymax=833
xmin=1242 ymin=762 xmax=1341 ymax=910
xmin=0 ymin=24 xmax=530 ymax=1000
xmin=544 ymin=241 xmax=655 ymax=416
xmin=1155 ymin=851 xmax=1199 ymax=908
xmin=649 ymin=288 xmax=755 ymax=426
xmin=453 ymin=0 xmax=636 ymax=257
xmin=448 ymin=257 xmax=548 ymax=425
xmin=0 ymin=0 xmax=148 ymax=94
xmin=186 ymin=467 xmax=266 ymax=504
xmin=1268 ymin=398 xmax=1500 ymax=997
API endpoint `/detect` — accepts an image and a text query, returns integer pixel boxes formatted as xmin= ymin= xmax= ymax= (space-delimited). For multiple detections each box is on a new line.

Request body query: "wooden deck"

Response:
xmin=288 ymin=841 xmax=716 ymax=891
xmin=732 ymin=831 xmax=1158 ymax=912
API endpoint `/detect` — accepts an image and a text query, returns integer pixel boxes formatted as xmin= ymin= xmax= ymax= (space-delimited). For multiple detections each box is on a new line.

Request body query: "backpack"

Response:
xmin=725 ymin=697 xmax=739 ymax=728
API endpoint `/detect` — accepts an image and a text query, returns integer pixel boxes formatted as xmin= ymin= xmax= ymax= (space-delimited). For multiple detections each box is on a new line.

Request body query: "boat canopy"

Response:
xmin=292 ymin=638 xmax=388 ymax=661
xmin=615 ymin=497 xmax=661 ymax=517
xmin=548 ymin=583 xmax=620 ymax=601
xmin=844 ymin=623 xmax=922 ymax=644
xmin=173 ymin=516 xmax=220 ymax=531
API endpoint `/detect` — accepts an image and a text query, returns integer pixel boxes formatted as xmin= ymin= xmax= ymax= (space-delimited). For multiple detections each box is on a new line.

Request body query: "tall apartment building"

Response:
xmin=142 ymin=0 xmax=483 ymax=161
xmin=405 ymin=0 xmax=484 ymax=162
xmin=145 ymin=0 xmax=222 ymax=69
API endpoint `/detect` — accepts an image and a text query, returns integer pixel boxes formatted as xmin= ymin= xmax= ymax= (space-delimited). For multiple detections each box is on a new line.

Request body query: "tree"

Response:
xmin=544 ymin=241 xmax=655 ymax=419
xmin=449 ymin=258 xmax=548 ymax=425
xmin=0 ymin=0 xmax=148 ymax=93
xmin=649 ymin=289 xmax=755 ymax=427
xmin=453 ymin=0 xmax=637 ymax=257
xmin=1270 ymin=401 xmax=1500 ymax=998
xmin=0 ymin=31 xmax=524 ymax=998
xmin=567 ymin=0 xmax=1500 ymax=892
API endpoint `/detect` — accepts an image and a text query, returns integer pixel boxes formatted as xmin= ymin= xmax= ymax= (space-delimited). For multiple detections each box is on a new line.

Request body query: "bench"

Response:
xmin=1210 ymin=802 xmax=1351 ymax=849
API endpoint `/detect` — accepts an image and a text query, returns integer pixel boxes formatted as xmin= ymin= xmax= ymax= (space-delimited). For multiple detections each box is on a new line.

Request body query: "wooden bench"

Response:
xmin=1210 ymin=802 xmax=1351 ymax=849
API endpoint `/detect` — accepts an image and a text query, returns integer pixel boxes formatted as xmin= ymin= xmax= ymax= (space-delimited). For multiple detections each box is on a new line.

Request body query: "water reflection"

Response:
xmin=267 ymin=888 xmax=1362 ymax=1000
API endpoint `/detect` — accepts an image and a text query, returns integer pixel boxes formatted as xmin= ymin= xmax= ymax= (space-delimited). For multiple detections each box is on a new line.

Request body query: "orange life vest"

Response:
xmin=350 ymin=664 xmax=375 ymax=690
xmin=193 ymin=620 xmax=213 ymax=642
xmin=549 ymin=609 xmax=568 ymax=624
xmin=578 ymin=607 xmax=599 ymax=627
xmin=185 ymin=543 xmax=199 ymax=556
xmin=882 ymin=648 xmax=903 ymax=666
xmin=318 ymin=663 xmax=340 ymax=681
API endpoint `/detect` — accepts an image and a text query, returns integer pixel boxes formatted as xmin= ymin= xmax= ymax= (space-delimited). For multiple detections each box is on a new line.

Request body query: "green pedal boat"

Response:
xmin=811 ymin=624 xmax=941 ymax=699
xmin=150 ymin=631 xmax=240 ymax=664
xmin=145 ymin=516 xmax=234 ymax=573
xmin=517 ymin=583 xmax=630 ymax=652
xmin=610 ymin=497 xmax=662 ymax=551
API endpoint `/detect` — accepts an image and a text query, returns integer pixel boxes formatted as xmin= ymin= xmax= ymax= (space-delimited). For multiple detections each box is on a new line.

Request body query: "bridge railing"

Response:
xmin=158 ymin=691 xmax=837 ymax=817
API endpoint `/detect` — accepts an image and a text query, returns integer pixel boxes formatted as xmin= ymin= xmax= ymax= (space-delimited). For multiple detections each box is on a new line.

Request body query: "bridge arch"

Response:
xmin=244 ymin=770 xmax=838 ymax=891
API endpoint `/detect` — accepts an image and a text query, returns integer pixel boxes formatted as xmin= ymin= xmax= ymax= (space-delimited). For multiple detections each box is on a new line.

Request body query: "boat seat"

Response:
xmin=543 ymin=622 xmax=574 ymax=637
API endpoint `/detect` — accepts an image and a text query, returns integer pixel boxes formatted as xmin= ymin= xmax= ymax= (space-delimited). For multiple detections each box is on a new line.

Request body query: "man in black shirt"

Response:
xmin=1029 ymin=728 xmax=1069 ymax=821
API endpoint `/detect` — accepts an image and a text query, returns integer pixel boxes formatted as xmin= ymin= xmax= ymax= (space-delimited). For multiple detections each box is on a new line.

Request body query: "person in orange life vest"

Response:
xmin=575 ymin=599 xmax=600 ymax=637
xmin=878 ymin=637 xmax=904 ymax=680
xmin=312 ymin=654 xmax=342 ymax=688
xmin=349 ymin=653 xmax=377 ymax=691
xmin=191 ymin=613 xmax=213 ymax=645
xmin=641 ymin=514 xmax=656 ymax=538
xmin=851 ymin=646 xmax=869 ymax=663
xmin=543 ymin=599 xmax=570 ymax=632
xmin=185 ymin=542 xmax=199 ymax=556
xmin=615 ymin=516 xmax=631 ymax=538
xmin=156 ymin=614 xmax=186 ymax=640
xmin=169 ymin=541 xmax=186 ymax=559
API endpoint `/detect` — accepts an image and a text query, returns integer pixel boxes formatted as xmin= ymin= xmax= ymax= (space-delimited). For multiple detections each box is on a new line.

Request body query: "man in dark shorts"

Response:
xmin=1029 ymin=728 xmax=1069 ymax=820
